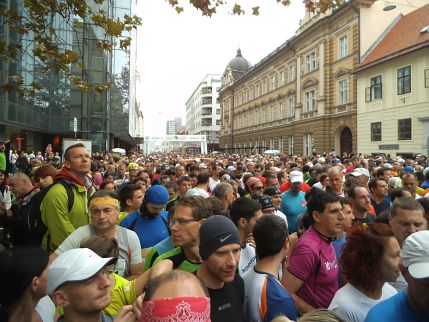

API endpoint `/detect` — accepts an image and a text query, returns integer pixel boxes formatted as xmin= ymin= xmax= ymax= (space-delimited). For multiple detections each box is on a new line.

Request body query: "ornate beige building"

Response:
xmin=219 ymin=1 xmax=362 ymax=155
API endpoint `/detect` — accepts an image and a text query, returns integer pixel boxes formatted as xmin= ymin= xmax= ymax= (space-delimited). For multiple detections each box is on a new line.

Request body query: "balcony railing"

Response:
xmin=201 ymin=87 xmax=212 ymax=94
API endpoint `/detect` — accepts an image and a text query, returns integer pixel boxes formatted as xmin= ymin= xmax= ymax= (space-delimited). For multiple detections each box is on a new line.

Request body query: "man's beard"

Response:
xmin=140 ymin=201 xmax=158 ymax=219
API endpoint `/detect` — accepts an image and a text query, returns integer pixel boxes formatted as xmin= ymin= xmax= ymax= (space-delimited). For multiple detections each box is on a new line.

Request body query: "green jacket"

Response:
xmin=41 ymin=179 xmax=95 ymax=252
xmin=0 ymin=151 xmax=6 ymax=172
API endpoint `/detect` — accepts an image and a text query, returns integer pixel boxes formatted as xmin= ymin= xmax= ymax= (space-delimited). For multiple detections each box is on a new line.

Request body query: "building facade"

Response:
xmin=356 ymin=4 xmax=429 ymax=157
xmin=186 ymin=74 xmax=222 ymax=151
xmin=166 ymin=117 xmax=182 ymax=135
xmin=219 ymin=2 xmax=362 ymax=156
xmin=0 ymin=0 xmax=142 ymax=152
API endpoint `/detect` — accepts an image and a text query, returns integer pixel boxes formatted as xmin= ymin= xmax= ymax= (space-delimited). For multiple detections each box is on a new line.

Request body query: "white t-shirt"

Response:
xmin=34 ymin=296 xmax=56 ymax=322
xmin=239 ymin=244 xmax=256 ymax=278
xmin=55 ymin=225 xmax=142 ymax=277
xmin=328 ymin=282 xmax=397 ymax=322
xmin=186 ymin=187 xmax=210 ymax=198
xmin=274 ymin=210 xmax=288 ymax=229
xmin=209 ymin=177 xmax=220 ymax=193
xmin=389 ymin=271 xmax=408 ymax=292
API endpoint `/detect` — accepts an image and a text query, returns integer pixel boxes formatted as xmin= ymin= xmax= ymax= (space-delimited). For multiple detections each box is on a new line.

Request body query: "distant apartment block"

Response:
xmin=186 ymin=74 xmax=222 ymax=151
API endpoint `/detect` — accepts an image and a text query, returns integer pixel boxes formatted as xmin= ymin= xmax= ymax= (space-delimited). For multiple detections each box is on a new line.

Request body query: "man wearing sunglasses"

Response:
xmin=151 ymin=196 xmax=210 ymax=273
xmin=246 ymin=177 xmax=265 ymax=199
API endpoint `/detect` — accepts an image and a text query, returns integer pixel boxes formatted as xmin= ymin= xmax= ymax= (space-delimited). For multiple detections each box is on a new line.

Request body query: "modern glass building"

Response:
xmin=0 ymin=0 xmax=142 ymax=153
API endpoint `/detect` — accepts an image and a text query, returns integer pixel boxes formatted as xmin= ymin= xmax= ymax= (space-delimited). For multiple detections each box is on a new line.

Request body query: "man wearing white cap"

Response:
xmin=48 ymin=248 xmax=117 ymax=322
xmin=350 ymin=167 xmax=370 ymax=189
xmin=281 ymin=170 xmax=307 ymax=233
xmin=365 ymin=231 xmax=429 ymax=321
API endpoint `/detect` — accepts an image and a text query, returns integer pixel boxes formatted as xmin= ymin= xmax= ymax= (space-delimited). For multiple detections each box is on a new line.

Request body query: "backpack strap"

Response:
xmin=56 ymin=180 xmax=74 ymax=213
xmin=117 ymin=227 xmax=132 ymax=265
xmin=46 ymin=180 xmax=74 ymax=253
xmin=129 ymin=216 xmax=139 ymax=232
xmin=160 ymin=214 xmax=171 ymax=235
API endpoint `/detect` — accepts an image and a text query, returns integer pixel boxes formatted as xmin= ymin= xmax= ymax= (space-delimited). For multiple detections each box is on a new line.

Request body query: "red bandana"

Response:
xmin=141 ymin=296 xmax=211 ymax=322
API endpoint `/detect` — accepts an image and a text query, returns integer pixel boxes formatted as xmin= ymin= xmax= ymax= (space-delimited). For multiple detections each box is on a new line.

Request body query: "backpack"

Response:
xmin=28 ymin=180 xmax=74 ymax=250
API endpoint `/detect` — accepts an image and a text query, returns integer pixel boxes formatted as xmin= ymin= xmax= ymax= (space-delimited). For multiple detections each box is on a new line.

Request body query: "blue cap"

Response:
xmin=403 ymin=166 xmax=415 ymax=173
xmin=144 ymin=185 xmax=169 ymax=205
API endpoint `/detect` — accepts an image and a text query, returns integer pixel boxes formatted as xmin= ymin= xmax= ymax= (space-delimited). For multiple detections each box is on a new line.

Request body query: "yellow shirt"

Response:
xmin=105 ymin=274 xmax=137 ymax=316
xmin=118 ymin=211 xmax=129 ymax=223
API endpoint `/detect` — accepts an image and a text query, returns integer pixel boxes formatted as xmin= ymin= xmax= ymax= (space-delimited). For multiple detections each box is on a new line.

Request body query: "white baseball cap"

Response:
xmin=351 ymin=168 xmax=370 ymax=178
xmin=384 ymin=163 xmax=393 ymax=170
xmin=289 ymin=170 xmax=304 ymax=183
xmin=47 ymin=248 xmax=116 ymax=295
xmin=401 ymin=231 xmax=429 ymax=279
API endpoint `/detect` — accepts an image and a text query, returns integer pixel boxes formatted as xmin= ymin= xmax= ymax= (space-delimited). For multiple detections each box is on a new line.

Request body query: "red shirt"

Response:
xmin=280 ymin=181 xmax=311 ymax=193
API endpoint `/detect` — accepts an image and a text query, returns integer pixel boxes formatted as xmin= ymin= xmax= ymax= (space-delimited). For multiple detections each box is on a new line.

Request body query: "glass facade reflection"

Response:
xmin=0 ymin=0 xmax=136 ymax=152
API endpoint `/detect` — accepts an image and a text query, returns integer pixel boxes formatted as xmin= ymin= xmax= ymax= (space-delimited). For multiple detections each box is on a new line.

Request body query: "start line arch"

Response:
xmin=143 ymin=135 xmax=207 ymax=154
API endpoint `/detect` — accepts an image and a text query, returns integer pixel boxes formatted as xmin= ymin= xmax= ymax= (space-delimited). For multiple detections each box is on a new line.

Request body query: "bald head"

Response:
xmin=9 ymin=173 xmax=34 ymax=197
xmin=327 ymin=167 xmax=343 ymax=194
xmin=144 ymin=270 xmax=208 ymax=301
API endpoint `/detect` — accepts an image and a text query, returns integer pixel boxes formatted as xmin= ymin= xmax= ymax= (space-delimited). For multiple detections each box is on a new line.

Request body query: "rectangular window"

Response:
xmin=256 ymin=84 xmax=260 ymax=97
xmin=398 ymin=118 xmax=411 ymax=140
xmin=305 ymin=90 xmax=316 ymax=112
xmin=279 ymin=100 xmax=284 ymax=119
xmin=288 ymin=136 xmax=294 ymax=155
xmin=271 ymin=75 xmax=276 ymax=91
xmin=306 ymin=52 xmax=316 ymax=73
xmin=255 ymin=110 xmax=259 ymax=125
xmin=280 ymin=71 xmax=285 ymax=86
xmin=263 ymin=81 xmax=266 ymax=94
xmin=303 ymin=133 xmax=314 ymax=156
xmin=397 ymin=66 xmax=411 ymax=95
xmin=289 ymin=64 xmax=295 ymax=82
xmin=370 ymin=75 xmax=382 ymax=100
xmin=339 ymin=35 xmax=348 ymax=58
xmin=262 ymin=106 xmax=266 ymax=124
xmin=371 ymin=122 xmax=381 ymax=141
xmin=270 ymin=105 xmax=274 ymax=121
xmin=339 ymin=79 xmax=349 ymax=104
xmin=288 ymin=96 xmax=295 ymax=117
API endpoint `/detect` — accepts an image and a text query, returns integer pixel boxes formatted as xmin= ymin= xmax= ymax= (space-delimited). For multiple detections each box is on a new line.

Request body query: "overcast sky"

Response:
xmin=138 ymin=0 xmax=305 ymax=136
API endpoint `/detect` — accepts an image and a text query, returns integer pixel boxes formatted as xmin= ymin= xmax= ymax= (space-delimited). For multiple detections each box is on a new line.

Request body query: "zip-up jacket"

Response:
xmin=40 ymin=167 xmax=95 ymax=251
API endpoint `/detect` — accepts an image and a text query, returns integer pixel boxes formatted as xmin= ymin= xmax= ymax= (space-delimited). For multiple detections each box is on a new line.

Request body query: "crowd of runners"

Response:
xmin=0 ymin=141 xmax=428 ymax=322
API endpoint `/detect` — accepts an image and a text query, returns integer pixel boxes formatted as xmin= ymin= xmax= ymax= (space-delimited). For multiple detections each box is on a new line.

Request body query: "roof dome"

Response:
xmin=227 ymin=49 xmax=252 ymax=74
xmin=221 ymin=49 xmax=252 ymax=88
